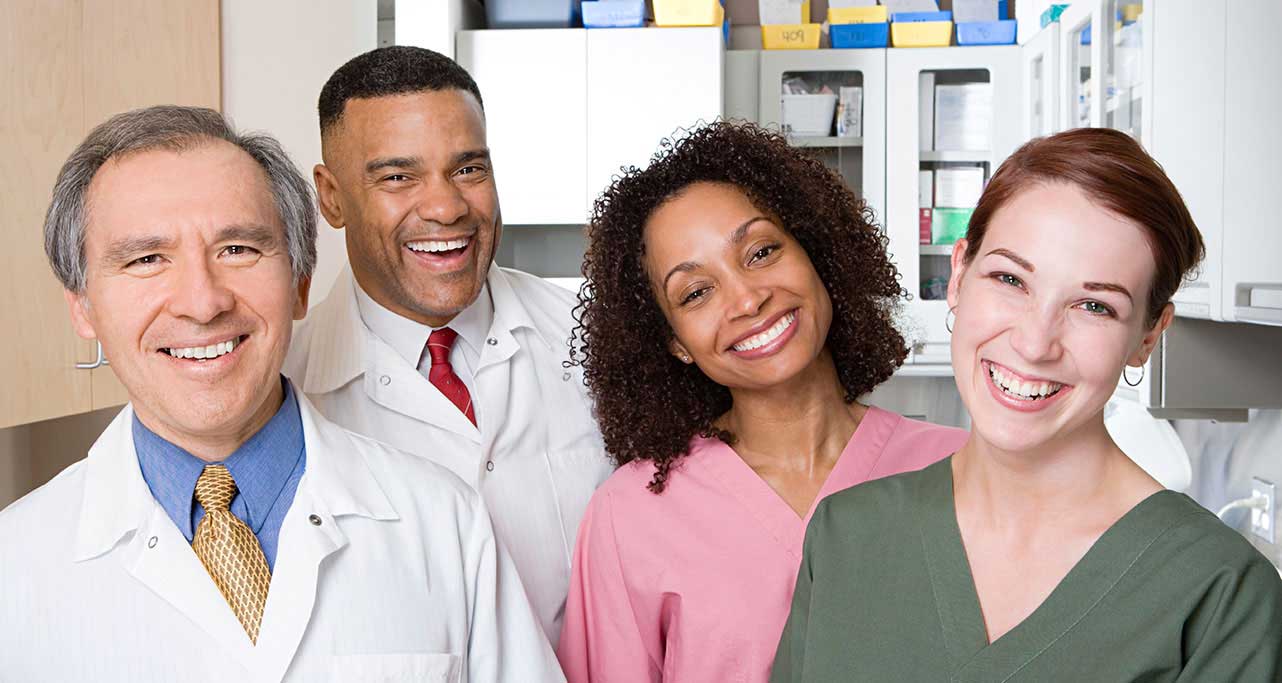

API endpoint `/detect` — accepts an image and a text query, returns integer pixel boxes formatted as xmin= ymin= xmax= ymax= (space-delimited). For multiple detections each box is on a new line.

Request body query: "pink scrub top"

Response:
xmin=557 ymin=406 xmax=968 ymax=682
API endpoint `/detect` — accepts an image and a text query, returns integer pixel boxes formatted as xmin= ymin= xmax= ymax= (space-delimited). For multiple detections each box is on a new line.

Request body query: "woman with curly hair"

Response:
xmin=555 ymin=121 xmax=967 ymax=682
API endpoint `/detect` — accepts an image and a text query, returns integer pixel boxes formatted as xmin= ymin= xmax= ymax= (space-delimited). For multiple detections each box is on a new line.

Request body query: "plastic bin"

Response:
xmin=831 ymin=23 xmax=890 ymax=49
xmin=654 ymin=0 xmax=724 ymax=26
xmin=1040 ymin=3 xmax=1069 ymax=27
xmin=828 ymin=5 xmax=888 ymax=24
xmin=762 ymin=23 xmax=821 ymax=49
xmin=486 ymin=0 xmax=581 ymax=28
xmin=891 ymin=12 xmax=953 ymax=48
xmin=956 ymin=19 xmax=1016 ymax=45
xmin=582 ymin=0 xmax=645 ymax=28
xmin=782 ymin=93 xmax=838 ymax=135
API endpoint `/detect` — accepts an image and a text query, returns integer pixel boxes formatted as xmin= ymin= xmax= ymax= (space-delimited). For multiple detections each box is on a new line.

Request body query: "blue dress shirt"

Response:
xmin=132 ymin=377 xmax=306 ymax=570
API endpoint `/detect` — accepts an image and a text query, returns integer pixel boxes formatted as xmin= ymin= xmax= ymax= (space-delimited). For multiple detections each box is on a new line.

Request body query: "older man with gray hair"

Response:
xmin=0 ymin=105 xmax=563 ymax=682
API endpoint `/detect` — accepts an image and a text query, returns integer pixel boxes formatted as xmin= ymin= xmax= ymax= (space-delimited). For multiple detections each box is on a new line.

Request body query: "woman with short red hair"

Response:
xmin=772 ymin=128 xmax=1282 ymax=681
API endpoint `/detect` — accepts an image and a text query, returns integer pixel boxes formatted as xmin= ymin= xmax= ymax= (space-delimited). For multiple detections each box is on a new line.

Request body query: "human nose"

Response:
xmin=1008 ymin=302 xmax=1064 ymax=363
xmin=166 ymin=257 xmax=235 ymax=324
xmin=724 ymin=275 xmax=771 ymax=320
xmin=414 ymin=176 xmax=469 ymax=226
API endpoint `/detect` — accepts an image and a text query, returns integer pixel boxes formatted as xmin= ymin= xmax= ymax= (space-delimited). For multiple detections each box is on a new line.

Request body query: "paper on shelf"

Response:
xmin=829 ymin=0 xmax=878 ymax=8
xmin=952 ymin=0 xmax=1001 ymax=23
xmin=759 ymin=0 xmax=807 ymax=25
xmin=883 ymin=0 xmax=940 ymax=14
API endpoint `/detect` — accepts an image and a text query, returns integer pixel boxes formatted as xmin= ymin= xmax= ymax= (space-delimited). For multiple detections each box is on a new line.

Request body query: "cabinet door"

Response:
xmin=1021 ymin=23 xmax=1059 ymax=139
xmin=456 ymin=29 xmax=588 ymax=226
xmin=0 ymin=0 xmax=93 ymax=429
xmin=82 ymin=0 xmax=222 ymax=410
xmin=1222 ymin=0 xmax=1282 ymax=326
xmin=757 ymin=48 xmax=887 ymax=231
xmin=585 ymin=27 xmax=723 ymax=211
xmin=886 ymin=47 xmax=1021 ymax=371
xmin=1056 ymin=1 xmax=1104 ymax=131
xmin=1148 ymin=0 xmax=1226 ymax=320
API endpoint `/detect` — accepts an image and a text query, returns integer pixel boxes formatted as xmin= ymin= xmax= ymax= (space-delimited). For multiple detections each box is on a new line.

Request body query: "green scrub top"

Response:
xmin=772 ymin=457 xmax=1282 ymax=682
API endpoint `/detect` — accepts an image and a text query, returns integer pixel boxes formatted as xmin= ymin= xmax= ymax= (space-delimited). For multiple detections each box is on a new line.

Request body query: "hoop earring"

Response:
xmin=1122 ymin=364 xmax=1145 ymax=387
xmin=945 ymin=306 xmax=957 ymax=334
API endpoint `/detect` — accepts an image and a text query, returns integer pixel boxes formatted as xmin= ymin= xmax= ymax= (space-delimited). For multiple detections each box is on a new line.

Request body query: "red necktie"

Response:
xmin=425 ymin=328 xmax=476 ymax=426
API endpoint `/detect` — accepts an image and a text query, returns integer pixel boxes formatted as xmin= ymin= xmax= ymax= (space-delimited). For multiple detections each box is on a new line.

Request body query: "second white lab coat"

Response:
xmin=285 ymin=267 xmax=614 ymax=643
xmin=0 ymin=389 xmax=564 ymax=683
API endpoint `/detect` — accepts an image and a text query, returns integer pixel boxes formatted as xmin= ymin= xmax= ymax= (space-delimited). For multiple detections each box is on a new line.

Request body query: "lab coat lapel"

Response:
xmin=73 ymin=406 xmax=256 ymax=671
xmin=251 ymin=392 xmax=398 ymax=682
xmin=362 ymin=338 xmax=482 ymax=443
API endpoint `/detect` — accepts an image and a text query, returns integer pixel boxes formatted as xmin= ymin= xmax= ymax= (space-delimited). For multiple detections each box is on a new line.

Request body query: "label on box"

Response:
xmin=919 ymin=208 xmax=933 ymax=245
xmin=934 ymin=166 xmax=985 ymax=208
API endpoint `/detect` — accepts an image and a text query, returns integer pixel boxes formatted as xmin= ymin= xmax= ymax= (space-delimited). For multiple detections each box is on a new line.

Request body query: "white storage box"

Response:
xmin=781 ymin=93 xmax=838 ymax=136
xmin=934 ymin=83 xmax=993 ymax=151
xmin=934 ymin=166 xmax=985 ymax=207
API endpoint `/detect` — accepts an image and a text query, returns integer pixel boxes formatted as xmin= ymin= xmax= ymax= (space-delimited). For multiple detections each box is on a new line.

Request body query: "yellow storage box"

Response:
xmin=828 ymin=5 xmax=888 ymax=24
xmin=762 ymin=23 xmax=821 ymax=49
xmin=891 ymin=20 xmax=952 ymax=47
xmin=654 ymin=0 xmax=724 ymax=26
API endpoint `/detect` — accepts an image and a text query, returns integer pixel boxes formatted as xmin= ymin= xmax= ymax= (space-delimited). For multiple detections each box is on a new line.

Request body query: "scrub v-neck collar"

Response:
xmin=915 ymin=457 xmax=1185 ymax=682
xmin=702 ymin=405 xmax=900 ymax=560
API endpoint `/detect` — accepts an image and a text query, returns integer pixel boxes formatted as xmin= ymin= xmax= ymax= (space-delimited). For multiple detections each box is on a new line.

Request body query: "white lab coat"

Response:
xmin=0 ymin=391 xmax=565 ymax=683
xmin=284 ymin=267 xmax=613 ymax=644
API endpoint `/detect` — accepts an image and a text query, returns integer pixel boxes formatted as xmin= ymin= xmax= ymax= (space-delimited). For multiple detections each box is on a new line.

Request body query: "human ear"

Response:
xmin=63 ymin=289 xmax=97 ymax=340
xmin=946 ymin=239 xmax=970 ymax=309
xmin=669 ymin=337 xmax=694 ymax=364
xmin=1129 ymin=303 xmax=1174 ymax=367
xmin=313 ymin=164 xmax=346 ymax=230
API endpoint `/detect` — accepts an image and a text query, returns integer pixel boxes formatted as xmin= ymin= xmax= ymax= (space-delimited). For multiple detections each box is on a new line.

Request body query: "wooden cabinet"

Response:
xmin=0 ymin=0 xmax=220 ymax=429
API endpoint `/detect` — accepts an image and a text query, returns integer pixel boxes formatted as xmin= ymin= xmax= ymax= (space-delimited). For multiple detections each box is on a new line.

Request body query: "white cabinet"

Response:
xmin=1222 ymin=0 xmax=1282 ymax=326
xmin=1021 ymin=20 xmax=1059 ymax=139
xmin=886 ymin=46 xmax=1021 ymax=372
xmin=587 ymin=27 xmax=723 ymax=210
xmin=456 ymin=29 xmax=589 ymax=225
xmin=1056 ymin=1 xmax=1103 ymax=130
xmin=457 ymin=27 xmax=723 ymax=227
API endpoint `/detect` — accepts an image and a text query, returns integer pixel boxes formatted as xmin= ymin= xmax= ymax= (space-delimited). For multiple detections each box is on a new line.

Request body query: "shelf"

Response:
xmin=919 ymin=244 xmax=955 ymax=256
xmin=895 ymin=363 xmax=954 ymax=377
xmin=919 ymin=150 xmax=991 ymax=163
xmin=789 ymin=135 xmax=864 ymax=148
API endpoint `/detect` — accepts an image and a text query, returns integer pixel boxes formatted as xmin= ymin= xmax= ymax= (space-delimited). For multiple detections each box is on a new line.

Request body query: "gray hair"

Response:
xmin=44 ymin=105 xmax=317 ymax=292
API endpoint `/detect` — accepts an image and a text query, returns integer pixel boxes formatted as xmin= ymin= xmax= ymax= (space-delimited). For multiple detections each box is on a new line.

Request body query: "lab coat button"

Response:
xmin=147 ymin=536 xmax=158 ymax=548
xmin=486 ymin=337 xmax=498 ymax=346
xmin=379 ymin=375 xmax=391 ymax=386
xmin=562 ymin=372 xmax=572 ymax=382
xmin=486 ymin=460 xmax=495 ymax=472
xmin=308 ymin=514 xmax=322 ymax=526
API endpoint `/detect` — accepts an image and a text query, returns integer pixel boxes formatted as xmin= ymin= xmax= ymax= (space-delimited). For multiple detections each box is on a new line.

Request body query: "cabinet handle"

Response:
xmin=75 ymin=341 xmax=110 ymax=369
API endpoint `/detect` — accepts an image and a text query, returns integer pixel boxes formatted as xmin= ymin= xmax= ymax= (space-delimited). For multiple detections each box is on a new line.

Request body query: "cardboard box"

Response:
xmin=918 ymin=170 xmax=934 ymax=208
xmin=837 ymin=86 xmax=863 ymax=137
xmin=934 ymin=166 xmax=985 ymax=208
xmin=932 ymin=207 xmax=974 ymax=245
xmin=934 ymin=83 xmax=992 ymax=151
xmin=919 ymin=208 xmax=934 ymax=245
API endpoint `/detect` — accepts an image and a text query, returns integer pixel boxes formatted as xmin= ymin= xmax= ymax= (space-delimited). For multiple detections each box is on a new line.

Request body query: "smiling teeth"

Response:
xmin=408 ymin=238 xmax=469 ymax=253
xmin=167 ymin=337 xmax=238 ymax=360
xmin=733 ymin=312 xmax=796 ymax=352
xmin=989 ymin=363 xmax=1062 ymax=400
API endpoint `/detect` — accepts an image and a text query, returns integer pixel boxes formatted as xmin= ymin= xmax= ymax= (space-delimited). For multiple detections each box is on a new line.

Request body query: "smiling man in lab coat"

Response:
xmin=285 ymin=47 xmax=613 ymax=644
xmin=0 ymin=105 xmax=563 ymax=682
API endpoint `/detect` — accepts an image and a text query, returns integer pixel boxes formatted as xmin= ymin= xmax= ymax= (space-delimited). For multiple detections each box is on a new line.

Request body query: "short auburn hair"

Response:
xmin=964 ymin=128 xmax=1205 ymax=327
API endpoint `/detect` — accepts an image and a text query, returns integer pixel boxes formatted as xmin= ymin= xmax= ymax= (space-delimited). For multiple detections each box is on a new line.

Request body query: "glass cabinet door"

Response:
xmin=1058 ymin=2 xmax=1104 ymax=129
xmin=1022 ymin=21 xmax=1061 ymax=138
xmin=1103 ymin=0 xmax=1145 ymax=139
xmin=758 ymin=49 xmax=887 ymax=228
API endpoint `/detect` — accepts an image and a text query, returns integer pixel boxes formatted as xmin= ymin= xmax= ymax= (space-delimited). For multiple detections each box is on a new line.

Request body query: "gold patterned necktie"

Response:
xmin=191 ymin=464 xmax=272 ymax=644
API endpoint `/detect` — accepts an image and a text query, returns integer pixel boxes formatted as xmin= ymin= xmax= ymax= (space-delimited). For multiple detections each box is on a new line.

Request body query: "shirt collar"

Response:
xmin=353 ymin=278 xmax=494 ymax=368
xmin=131 ymin=377 xmax=305 ymax=537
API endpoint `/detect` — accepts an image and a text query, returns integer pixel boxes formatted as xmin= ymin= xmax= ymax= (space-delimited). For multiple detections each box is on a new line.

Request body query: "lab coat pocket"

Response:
xmin=545 ymin=447 xmax=614 ymax=546
xmin=329 ymin=652 xmax=461 ymax=682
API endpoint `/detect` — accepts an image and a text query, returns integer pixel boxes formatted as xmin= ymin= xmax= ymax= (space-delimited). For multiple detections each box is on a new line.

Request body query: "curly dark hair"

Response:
xmin=570 ymin=121 xmax=909 ymax=493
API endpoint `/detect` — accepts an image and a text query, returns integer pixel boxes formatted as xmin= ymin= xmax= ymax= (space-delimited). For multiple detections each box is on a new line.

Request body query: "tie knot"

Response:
xmin=426 ymin=327 xmax=459 ymax=366
xmin=194 ymin=464 xmax=238 ymax=511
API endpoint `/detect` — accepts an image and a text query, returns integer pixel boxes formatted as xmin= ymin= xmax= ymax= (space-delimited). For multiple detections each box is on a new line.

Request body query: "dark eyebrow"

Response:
xmin=454 ymin=148 xmax=491 ymax=166
xmin=100 ymin=235 xmax=176 ymax=266
xmin=364 ymin=156 xmax=421 ymax=175
xmin=215 ymin=224 xmax=279 ymax=248
xmin=1083 ymin=281 xmax=1134 ymax=301
xmin=985 ymin=248 xmax=1035 ymax=272
xmin=661 ymin=216 xmax=774 ymax=292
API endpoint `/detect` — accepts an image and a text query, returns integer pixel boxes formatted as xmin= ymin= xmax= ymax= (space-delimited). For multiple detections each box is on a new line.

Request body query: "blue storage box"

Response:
xmin=831 ymin=22 xmax=890 ymax=48
xmin=891 ymin=10 xmax=952 ymax=23
xmin=956 ymin=19 xmax=1016 ymax=45
xmin=582 ymin=0 xmax=645 ymax=27
xmin=486 ymin=0 xmax=581 ymax=28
